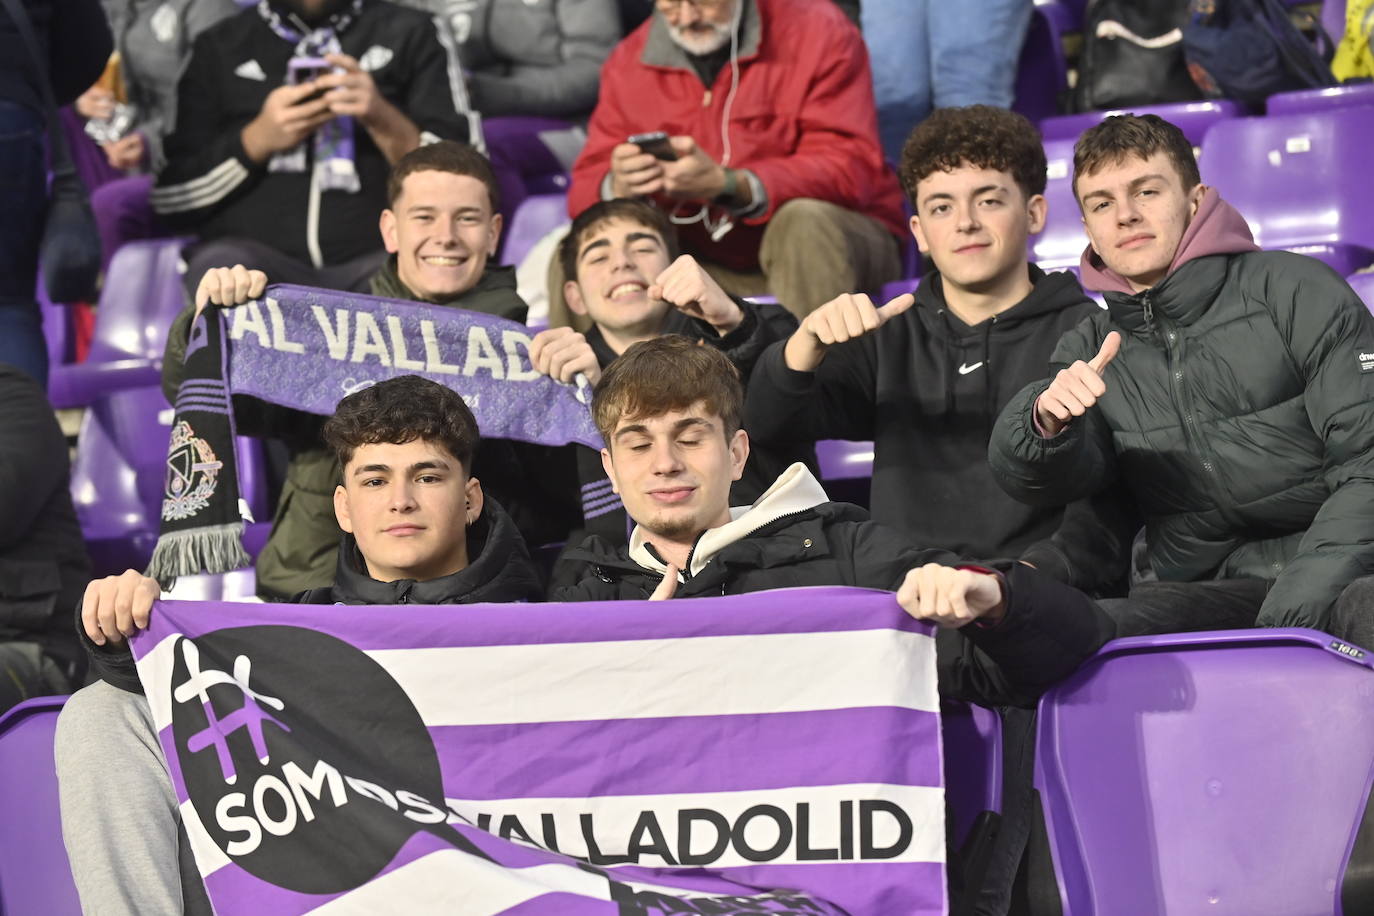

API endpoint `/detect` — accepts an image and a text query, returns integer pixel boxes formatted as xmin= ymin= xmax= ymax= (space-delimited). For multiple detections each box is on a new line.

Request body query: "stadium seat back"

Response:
xmin=72 ymin=385 xmax=270 ymax=576
xmin=87 ymin=238 xmax=187 ymax=364
xmin=0 ymin=696 xmax=81 ymax=915
xmin=1266 ymin=82 xmax=1374 ymax=115
xmin=1201 ymin=108 xmax=1374 ymax=273
xmin=49 ymin=238 xmax=189 ymax=408
xmin=1039 ymin=100 xmax=1244 ymax=146
xmin=1031 ymin=137 xmax=1085 ymax=271
xmin=1034 ymin=628 xmax=1374 ymax=916
xmin=500 ymin=193 xmax=568 ymax=269
xmin=1013 ymin=3 xmax=1072 ymax=124
xmin=943 ymin=700 xmax=1003 ymax=850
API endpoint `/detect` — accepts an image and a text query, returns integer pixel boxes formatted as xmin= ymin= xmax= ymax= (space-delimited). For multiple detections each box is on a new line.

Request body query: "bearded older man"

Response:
xmin=559 ymin=0 xmax=904 ymax=323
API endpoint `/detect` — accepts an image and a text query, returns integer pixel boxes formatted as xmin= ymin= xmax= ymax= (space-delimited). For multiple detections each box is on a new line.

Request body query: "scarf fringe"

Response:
xmin=145 ymin=522 xmax=252 ymax=590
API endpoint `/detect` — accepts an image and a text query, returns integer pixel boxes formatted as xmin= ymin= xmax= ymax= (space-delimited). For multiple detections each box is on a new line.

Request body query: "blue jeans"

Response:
xmin=0 ymin=101 xmax=50 ymax=388
xmin=861 ymin=0 xmax=1033 ymax=162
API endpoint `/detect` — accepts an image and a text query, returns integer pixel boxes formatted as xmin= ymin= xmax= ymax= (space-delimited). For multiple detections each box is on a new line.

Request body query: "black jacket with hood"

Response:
xmin=555 ymin=464 xmax=1117 ymax=708
xmin=990 ymin=190 xmax=1374 ymax=630
xmin=746 ymin=266 xmax=1132 ymax=593
xmin=80 ymin=497 xmax=542 ymax=693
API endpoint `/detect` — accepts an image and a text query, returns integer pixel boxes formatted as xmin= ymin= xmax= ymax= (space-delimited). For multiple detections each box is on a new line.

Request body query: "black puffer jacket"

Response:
xmin=82 ymin=497 xmax=542 ymax=692
xmin=555 ymin=466 xmax=1115 ymax=707
xmin=990 ymin=251 xmax=1374 ymax=630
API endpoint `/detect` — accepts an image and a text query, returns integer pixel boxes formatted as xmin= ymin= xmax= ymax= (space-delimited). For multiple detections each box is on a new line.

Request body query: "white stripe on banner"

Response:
xmin=308 ymin=853 xmax=612 ymax=914
xmin=140 ymin=634 xmax=182 ymax=732
xmin=364 ymin=629 xmax=939 ymax=727
xmin=445 ymin=782 xmax=947 ymax=868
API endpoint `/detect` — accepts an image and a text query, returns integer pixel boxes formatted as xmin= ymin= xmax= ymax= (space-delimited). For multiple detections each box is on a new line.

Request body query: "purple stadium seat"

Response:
xmin=0 ymin=696 xmax=81 ymax=915
xmin=1013 ymin=3 xmax=1073 ymax=127
xmin=1266 ymin=82 xmax=1374 ymax=115
xmin=39 ymin=281 xmax=70 ymax=370
xmin=942 ymin=700 xmax=1003 ymax=850
xmin=1034 ymin=628 xmax=1374 ymax=915
xmin=1031 ymin=136 xmax=1086 ymax=271
xmin=1350 ymin=270 xmax=1374 ymax=314
xmin=1039 ymin=100 xmax=1245 ymax=146
xmin=815 ymin=439 xmax=873 ymax=507
xmin=71 ymin=385 xmax=270 ymax=577
xmin=499 ymin=193 xmax=568 ymax=269
xmin=48 ymin=238 xmax=189 ymax=409
xmin=880 ymin=277 xmax=921 ymax=301
xmin=1201 ymin=108 xmax=1374 ymax=275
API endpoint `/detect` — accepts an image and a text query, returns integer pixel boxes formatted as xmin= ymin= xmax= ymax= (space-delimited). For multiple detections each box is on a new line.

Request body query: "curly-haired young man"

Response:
xmin=745 ymin=106 xmax=1127 ymax=590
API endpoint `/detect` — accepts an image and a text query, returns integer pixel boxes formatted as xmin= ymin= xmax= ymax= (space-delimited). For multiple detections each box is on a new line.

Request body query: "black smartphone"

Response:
xmin=627 ymin=131 xmax=678 ymax=161
xmin=287 ymin=56 xmax=332 ymax=101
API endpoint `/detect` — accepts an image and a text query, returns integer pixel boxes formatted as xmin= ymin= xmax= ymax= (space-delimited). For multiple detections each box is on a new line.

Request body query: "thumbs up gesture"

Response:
xmin=784 ymin=291 xmax=917 ymax=372
xmin=1034 ymin=332 xmax=1121 ymax=436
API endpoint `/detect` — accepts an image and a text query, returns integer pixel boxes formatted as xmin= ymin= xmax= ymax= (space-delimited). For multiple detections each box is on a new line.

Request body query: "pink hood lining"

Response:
xmin=1079 ymin=187 xmax=1261 ymax=295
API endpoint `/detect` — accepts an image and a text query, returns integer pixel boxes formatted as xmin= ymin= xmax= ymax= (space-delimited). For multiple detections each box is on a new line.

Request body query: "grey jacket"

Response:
xmin=101 ymin=0 xmax=237 ymax=169
xmin=408 ymin=0 xmax=618 ymax=118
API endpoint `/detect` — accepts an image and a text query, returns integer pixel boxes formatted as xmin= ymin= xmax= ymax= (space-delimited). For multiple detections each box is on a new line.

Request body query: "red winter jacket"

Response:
xmin=568 ymin=0 xmax=905 ymax=271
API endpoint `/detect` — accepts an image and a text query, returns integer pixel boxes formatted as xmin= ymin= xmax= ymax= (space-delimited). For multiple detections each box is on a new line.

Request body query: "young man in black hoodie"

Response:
xmin=745 ymin=106 xmax=1128 ymax=592
xmin=55 ymin=375 xmax=541 ymax=916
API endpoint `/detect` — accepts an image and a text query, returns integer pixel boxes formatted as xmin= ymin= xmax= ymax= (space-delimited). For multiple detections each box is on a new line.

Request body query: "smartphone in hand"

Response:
xmin=286 ymin=56 xmax=332 ymax=101
xmin=627 ymin=131 xmax=678 ymax=161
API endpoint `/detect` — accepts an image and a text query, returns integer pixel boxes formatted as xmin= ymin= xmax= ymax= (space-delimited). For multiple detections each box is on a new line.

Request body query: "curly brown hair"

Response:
xmin=1072 ymin=114 xmax=1201 ymax=203
xmin=323 ymin=375 xmax=479 ymax=472
xmin=592 ymin=336 xmax=742 ymax=446
xmin=898 ymin=105 xmax=1047 ymax=207
xmin=386 ymin=141 xmax=501 ymax=214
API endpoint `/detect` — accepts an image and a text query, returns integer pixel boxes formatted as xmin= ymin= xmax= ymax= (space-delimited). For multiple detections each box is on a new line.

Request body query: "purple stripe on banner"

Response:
xmin=180 ymin=380 xmax=229 ymax=391
xmin=135 ymin=589 xmax=929 ymax=654
xmin=435 ymin=707 xmax=941 ymax=800
xmin=580 ymin=480 xmax=614 ymax=495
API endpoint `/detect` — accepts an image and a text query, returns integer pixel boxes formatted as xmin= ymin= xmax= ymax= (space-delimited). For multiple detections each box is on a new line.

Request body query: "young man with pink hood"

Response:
xmin=989 ymin=114 xmax=1374 ymax=640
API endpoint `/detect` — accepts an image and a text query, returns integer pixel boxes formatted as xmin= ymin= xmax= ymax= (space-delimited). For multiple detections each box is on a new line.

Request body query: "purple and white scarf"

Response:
xmin=258 ymin=0 xmax=365 ymax=193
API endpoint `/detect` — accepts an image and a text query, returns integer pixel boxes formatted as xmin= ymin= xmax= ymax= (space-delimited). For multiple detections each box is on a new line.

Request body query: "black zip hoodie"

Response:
xmin=80 ymin=497 xmax=541 ymax=693
xmin=746 ymin=266 xmax=1128 ymax=582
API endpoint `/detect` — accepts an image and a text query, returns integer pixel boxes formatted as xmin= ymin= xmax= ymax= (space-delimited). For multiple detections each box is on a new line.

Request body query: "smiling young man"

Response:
xmin=744 ymin=106 xmax=1126 ymax=589
xmin=989 ymin=114 xmax=1374 ymax=638
xmin=56 ymin=375 xmax=541 ymax=916
xmin=527 ymin=199 xmax=810 ymax=567
xmin=163 ymin=141 xmax=577 ymax=600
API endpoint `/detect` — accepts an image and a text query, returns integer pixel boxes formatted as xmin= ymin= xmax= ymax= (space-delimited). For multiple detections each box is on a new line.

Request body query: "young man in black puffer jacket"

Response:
xmin=989 ymin=114 xmax=1374 ymax=639
xmin=555 ymin=336 xmax=1116 ymax=710
xmin=55 ymin=375 xmax=541 ymax=916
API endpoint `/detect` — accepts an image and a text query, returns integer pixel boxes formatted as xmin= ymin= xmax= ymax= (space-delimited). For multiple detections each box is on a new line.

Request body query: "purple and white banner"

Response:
xmin=223 ymin=284 xmax=603 ymax=450
xmin=131 ymin=587 xmax=947 ymax=914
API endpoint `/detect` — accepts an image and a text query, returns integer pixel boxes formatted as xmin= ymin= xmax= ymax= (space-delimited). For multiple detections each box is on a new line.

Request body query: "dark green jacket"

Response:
xmin=162 ymin=262 xmax=529 ymax=598
xmin=989 ymin=251 xmax=1374 ymax=630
